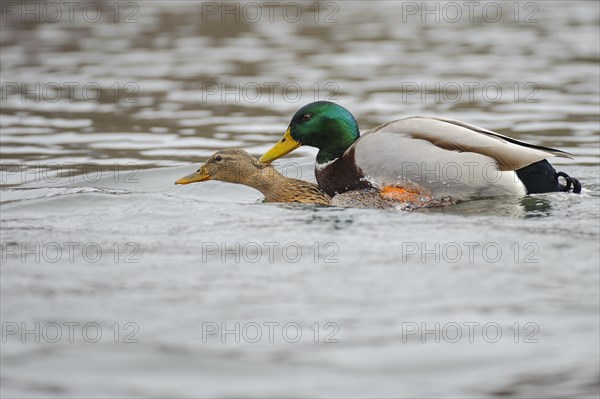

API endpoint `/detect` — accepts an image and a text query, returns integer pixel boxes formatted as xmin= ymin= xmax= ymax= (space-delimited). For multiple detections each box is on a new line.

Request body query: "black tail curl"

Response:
xmin=556 ymin=171 xmax=582 ymax=194
xmin=515 ymin=160 xmax=582 ymax=194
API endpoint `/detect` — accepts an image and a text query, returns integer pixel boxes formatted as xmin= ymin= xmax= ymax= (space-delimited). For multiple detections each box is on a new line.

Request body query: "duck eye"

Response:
xmin=302 ymin=114 xmax=311 ymax=121
xmin=214 ymin=155 xmax=223 ymax=162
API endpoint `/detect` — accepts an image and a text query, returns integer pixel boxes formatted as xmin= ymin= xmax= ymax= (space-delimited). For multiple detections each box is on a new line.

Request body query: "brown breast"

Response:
xmin=316 ymin=147 xmax=373 ymax=196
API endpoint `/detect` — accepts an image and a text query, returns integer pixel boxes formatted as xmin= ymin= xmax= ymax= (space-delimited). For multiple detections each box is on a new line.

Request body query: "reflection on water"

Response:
xmin=1 ymin=1 xmax=599 ymax=398
xmin=1 ymin=1 xmax=599 ymax=175
xmin=518 ymin=196 xmax=553 ymax=216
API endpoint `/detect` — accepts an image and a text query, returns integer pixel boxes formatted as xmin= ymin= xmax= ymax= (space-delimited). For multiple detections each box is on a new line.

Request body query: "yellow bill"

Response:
xmin=259 ymin=128 xmax=301 ymax=164
xmin=175 ymin=165 xmax=210 ymax=185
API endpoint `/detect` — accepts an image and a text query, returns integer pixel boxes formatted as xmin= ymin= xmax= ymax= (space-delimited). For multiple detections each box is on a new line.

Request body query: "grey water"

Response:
xmin=1 ymin=1 xmax=599 ymax=397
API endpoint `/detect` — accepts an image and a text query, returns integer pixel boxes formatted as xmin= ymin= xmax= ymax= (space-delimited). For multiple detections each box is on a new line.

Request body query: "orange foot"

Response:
xmin=380 ymin=186 xmax=431 ymax=205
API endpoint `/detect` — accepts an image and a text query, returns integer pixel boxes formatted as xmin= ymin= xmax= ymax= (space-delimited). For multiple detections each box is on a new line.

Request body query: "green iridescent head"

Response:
xmin=260 ymin=101 xmax=360 ymax=164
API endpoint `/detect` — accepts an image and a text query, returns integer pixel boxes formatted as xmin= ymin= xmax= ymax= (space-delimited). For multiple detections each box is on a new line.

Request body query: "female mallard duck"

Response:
xmin=174 ymin=148 xmax=401 ymax=209
xmin=259 ymin=101 xmax=581 ymax=201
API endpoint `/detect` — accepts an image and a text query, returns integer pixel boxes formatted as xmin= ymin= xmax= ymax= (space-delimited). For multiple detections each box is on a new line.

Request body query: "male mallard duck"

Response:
xmin=175 ymin=148 xmax=399 ymax=209
xmin=259 ymin=101 xmax=581 ymax=201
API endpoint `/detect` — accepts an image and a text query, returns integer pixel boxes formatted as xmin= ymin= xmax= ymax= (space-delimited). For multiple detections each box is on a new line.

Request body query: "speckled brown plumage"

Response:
xmin=330 ymin=188 xmax=393 ymax=209
xmin=185 ymin=148 xmax=331 ymax=205
xmin=261 ymin=170 xmax=331 ymax=205
xmin=178 ymin=148 xmax=434 ymax=209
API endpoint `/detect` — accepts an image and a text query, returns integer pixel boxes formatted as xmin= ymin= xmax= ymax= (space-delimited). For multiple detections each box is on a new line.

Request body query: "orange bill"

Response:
xmin=175 ymin=165 xmax=210 ymax=185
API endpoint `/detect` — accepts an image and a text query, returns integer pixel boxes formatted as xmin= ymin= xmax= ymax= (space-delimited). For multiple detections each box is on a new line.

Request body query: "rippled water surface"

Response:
xmin=1 ymin=1 xmax=599 ymax=397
